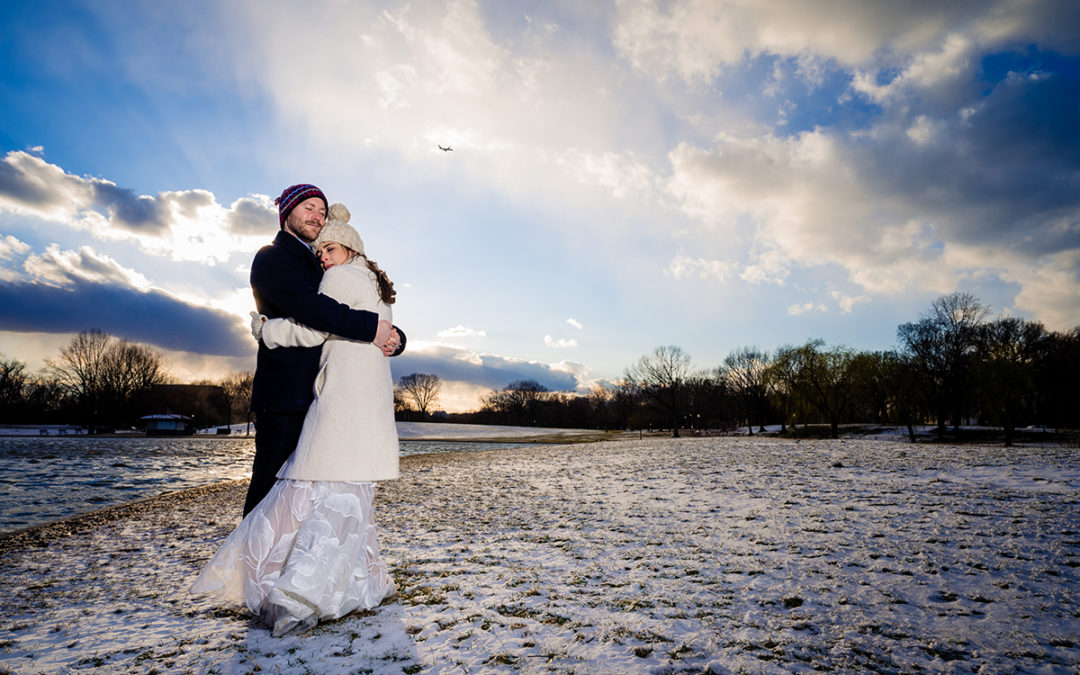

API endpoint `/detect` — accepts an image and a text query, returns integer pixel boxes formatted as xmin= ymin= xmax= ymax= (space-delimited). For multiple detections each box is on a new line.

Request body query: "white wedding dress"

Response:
xmin=191 ymin=479 xmax=395 ymax=636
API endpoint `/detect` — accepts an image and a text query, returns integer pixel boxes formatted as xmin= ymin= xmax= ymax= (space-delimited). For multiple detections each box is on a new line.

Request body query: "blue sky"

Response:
xmin=1 ymin=0 xmax=1078 ymax=411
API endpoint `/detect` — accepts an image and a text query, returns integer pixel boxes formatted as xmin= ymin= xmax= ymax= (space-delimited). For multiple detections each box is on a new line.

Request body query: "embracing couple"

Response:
xmin=191 ymin=184 xmax=405 ymax=636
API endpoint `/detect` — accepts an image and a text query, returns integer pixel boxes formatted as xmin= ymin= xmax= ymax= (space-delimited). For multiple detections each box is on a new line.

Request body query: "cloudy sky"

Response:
xmin=1 ymin=0 xmax=1078 ymax=411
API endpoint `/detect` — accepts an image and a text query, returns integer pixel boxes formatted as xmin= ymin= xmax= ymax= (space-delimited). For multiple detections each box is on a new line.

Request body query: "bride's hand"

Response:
xmin=381 ymin=328 xmax=400 ymax=356
xmin=374 ymin=320 xmax=393 ymax=351
xmin=250 ymin=311 xmax=267 ymax=342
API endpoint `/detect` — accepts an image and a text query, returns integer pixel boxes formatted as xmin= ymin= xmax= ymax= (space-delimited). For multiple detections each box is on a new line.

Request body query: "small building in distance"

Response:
xmin=140 ymin=413 xmax=195 ymax=436
xmin=134 ymin=384 xmax=230 ymax=430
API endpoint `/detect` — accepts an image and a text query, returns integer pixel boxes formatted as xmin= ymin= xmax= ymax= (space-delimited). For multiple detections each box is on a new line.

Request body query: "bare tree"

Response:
xmin=688 ymin=370 xmax=734 ymax=431
xmin=623 ymin=346 xmax=693 ymax=437
xmin=482 ymin=379 xmax=549 ymax=425
xmin=587 ymin=383 xmax=615 ymax=430
xmin=898 ymin=292 xmax=988 ymax=433
xmin=765 ymin=345 xmax=802 ymax=433
xmin=22 ymin=376 xmax=72 ymax=424
xmin=0 ymin=355 xmax=27 ymax=423
xmin=46 ymin=330 xmax=111 ymax=431
xmin=1034 ymin=326 xmax=1080 ymax=430
xmin=220 ymin=370 xmax=254 ymax=434
xmin=100 ymin=340 xmax=167 ymax=416
xmin=794 ymin=340 xmax=858 ymax=439
xmin=397 ymin=373 xmax=442 ymax=417
xmin=610 ymin=379 xmax=644 ymax=432
xmin=720 ymin=346 xmax=771 ymax=435
xmin=46 ymin=329 xmax=169 ymax=430
xmin=848 ymin=351 xmax=893 ymax=424
xmin=393 ymin=386 xmax=410 ymax=416
xmin=976 ymin=317 xmax=1046 ymax=446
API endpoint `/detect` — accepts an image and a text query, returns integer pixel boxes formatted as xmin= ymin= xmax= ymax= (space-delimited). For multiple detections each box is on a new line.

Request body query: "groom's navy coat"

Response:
xmin=249 ymin=229 xmax=404 ymax=413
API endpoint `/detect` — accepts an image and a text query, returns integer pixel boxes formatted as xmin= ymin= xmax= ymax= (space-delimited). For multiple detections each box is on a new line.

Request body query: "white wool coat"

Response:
xmin=260 ymin=258 xmax=399 ymax=482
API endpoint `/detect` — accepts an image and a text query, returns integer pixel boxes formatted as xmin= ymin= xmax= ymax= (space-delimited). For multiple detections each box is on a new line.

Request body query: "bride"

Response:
xmin=192 ymin=203 xmax=400 ymax=636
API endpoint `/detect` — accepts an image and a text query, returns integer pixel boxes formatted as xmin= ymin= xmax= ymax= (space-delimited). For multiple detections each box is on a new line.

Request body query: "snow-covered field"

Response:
xmin=194 ymin=421 xmax=619 ymax=441
xmin=395 ymin=421 xmax=609 ymax=440
xmin=1 ymin=436 xmax=1078 ymax=673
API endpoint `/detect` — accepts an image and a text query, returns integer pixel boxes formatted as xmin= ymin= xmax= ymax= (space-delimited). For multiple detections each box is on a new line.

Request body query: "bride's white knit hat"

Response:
xmin=314 ymin=203 xmax=365 ymax=256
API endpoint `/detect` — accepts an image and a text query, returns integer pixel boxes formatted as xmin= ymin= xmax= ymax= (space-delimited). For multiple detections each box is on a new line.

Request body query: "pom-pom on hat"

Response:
xmin=314 ymin=203 xmax=365 ymax=256
xmin=275 ymin=184 xmax=328 ymax=229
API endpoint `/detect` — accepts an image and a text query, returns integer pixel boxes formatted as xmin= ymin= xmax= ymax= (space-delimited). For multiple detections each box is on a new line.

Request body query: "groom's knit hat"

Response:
xmin=275 ymin=184 xmax=328 ymax=228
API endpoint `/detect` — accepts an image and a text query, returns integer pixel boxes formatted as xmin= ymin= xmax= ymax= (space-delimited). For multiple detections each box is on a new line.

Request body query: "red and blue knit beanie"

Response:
xmin=275 ymin=184 xmax=328 ymax=228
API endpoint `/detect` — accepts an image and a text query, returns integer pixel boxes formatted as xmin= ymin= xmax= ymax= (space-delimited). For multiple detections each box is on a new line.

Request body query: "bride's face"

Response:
xmin=316 ymin=242 xmax=352 ymax=270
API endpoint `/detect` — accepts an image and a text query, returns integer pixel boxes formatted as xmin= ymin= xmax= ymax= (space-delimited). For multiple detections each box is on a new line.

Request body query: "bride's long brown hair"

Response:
xmin=358 ymin=254 xmax=396 ymax=305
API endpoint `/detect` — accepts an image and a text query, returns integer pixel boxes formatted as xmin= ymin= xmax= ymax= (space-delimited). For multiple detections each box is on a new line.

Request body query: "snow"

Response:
xmin=195 ymin=421 xmax=610 ymax=441
xmin=1 ymin=436 xmax=1078 ymax=673
xmin=394 ymin=422 xmax=604 ymax=440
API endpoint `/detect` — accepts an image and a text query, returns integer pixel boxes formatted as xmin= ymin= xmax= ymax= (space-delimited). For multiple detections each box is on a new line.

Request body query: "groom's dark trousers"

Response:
xmin=244 ymin=229 xmax=405 ymax=515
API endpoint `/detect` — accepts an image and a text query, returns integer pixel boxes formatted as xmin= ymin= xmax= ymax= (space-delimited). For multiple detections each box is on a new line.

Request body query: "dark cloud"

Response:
xmin=169 ymin=190 xmax=215 ymax=220
xmin=0 ymin=151 xmax=272 ymax=244
xmin=90 ymin=183 xmax=169 ymax=235
xmin=0 ymin=279 xmax=253 ymax=358
xmin=389 ymin=347 xmax=580 ymax=393
xmin=0 ymin=153 xmax=68 ymax=209
xmin=226 ymin=197 xmax=277 ymax=236
xmin=857 ymin=52 xmax=1080 ymax=253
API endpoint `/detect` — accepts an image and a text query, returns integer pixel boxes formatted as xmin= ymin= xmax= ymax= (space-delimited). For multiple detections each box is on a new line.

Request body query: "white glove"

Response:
xmin=250 ymin=311 xmax=267 ymax=342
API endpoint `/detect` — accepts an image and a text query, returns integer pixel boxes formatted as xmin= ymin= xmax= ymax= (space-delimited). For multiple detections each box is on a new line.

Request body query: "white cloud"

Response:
xmin=1003 ymin=250 xmax=1080 ymax=331
xmin=225 ymin=0 xmax=668 ymax=240
xmin=557 ymin=149 xmax=658 ymax=200
xmin=544 ymin=335 xmax=578 ymax=349
xmin=832 ymin=290 xmax=869 ymax=314
xmin=739 ymin=246 xmax=790 ymax=286
xmin=548 ymin=359 xmax=589 ymax=384
xmin=391 ymin=341 xmax=582 ymax=398
xmin=437 ymin=325 xmax=487 ymax=338
xmin=906 ymin=115 xmax=943 ymax=145
xmin=612 ymin=0 xmax=1075 ymax=85
xmin=666 ymin=254 xmax=739 ymax=281
xmin=24 ymin=244 xmax=152 ymax=290
xmin=664 ymin=112 xmax=1073 ymax=306
xmin=851 ymin=33 xmax=974 ymax=104
xmin=566 ymin=318 xmax=583 ymax=330
xmin=787 ymin=302 xmax=826 ymax=316
xmin=0 ymin=151 xmax=275 ymax=263
xmin=0 ymin=235 xmax=30 ymax=260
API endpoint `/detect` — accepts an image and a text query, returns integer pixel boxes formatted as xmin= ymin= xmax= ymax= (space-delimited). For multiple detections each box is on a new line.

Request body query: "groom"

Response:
xmin=244 ymin=183 xmax=405 ymax=515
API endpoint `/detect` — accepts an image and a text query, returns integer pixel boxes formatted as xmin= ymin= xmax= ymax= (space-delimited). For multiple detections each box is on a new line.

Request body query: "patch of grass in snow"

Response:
xmin=611 ymin=597 xmax=655 ymax=611
xmin=494 ymin=603 xmax=538 ymax=620
xmin=922 ymin=641 xmax=970 ymax=661
xmin=485 ymin=653 xmax=519 ymax=666
xmin=398 ymin=583 xmax=446 ymax=606
xmin=541 ymin=612 xmax=571 ymax=626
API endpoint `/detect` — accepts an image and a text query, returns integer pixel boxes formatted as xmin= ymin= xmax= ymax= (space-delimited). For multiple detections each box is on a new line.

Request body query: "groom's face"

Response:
xmin=284 ymin=197 xmax=327 ymax=242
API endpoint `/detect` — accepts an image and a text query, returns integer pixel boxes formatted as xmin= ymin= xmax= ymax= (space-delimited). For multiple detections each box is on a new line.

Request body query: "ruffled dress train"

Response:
xmin=191 ymin=479 xmax=395 ymax=636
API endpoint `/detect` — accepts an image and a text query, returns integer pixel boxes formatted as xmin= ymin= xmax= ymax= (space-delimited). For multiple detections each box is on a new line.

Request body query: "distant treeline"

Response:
xmin=3 ymin=292 xmax=1078 ymax=444
xmin=423 ymin=292 xmax=1080 ymax=446
xmin=0 ymin=329 xmax=252 ymax=432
